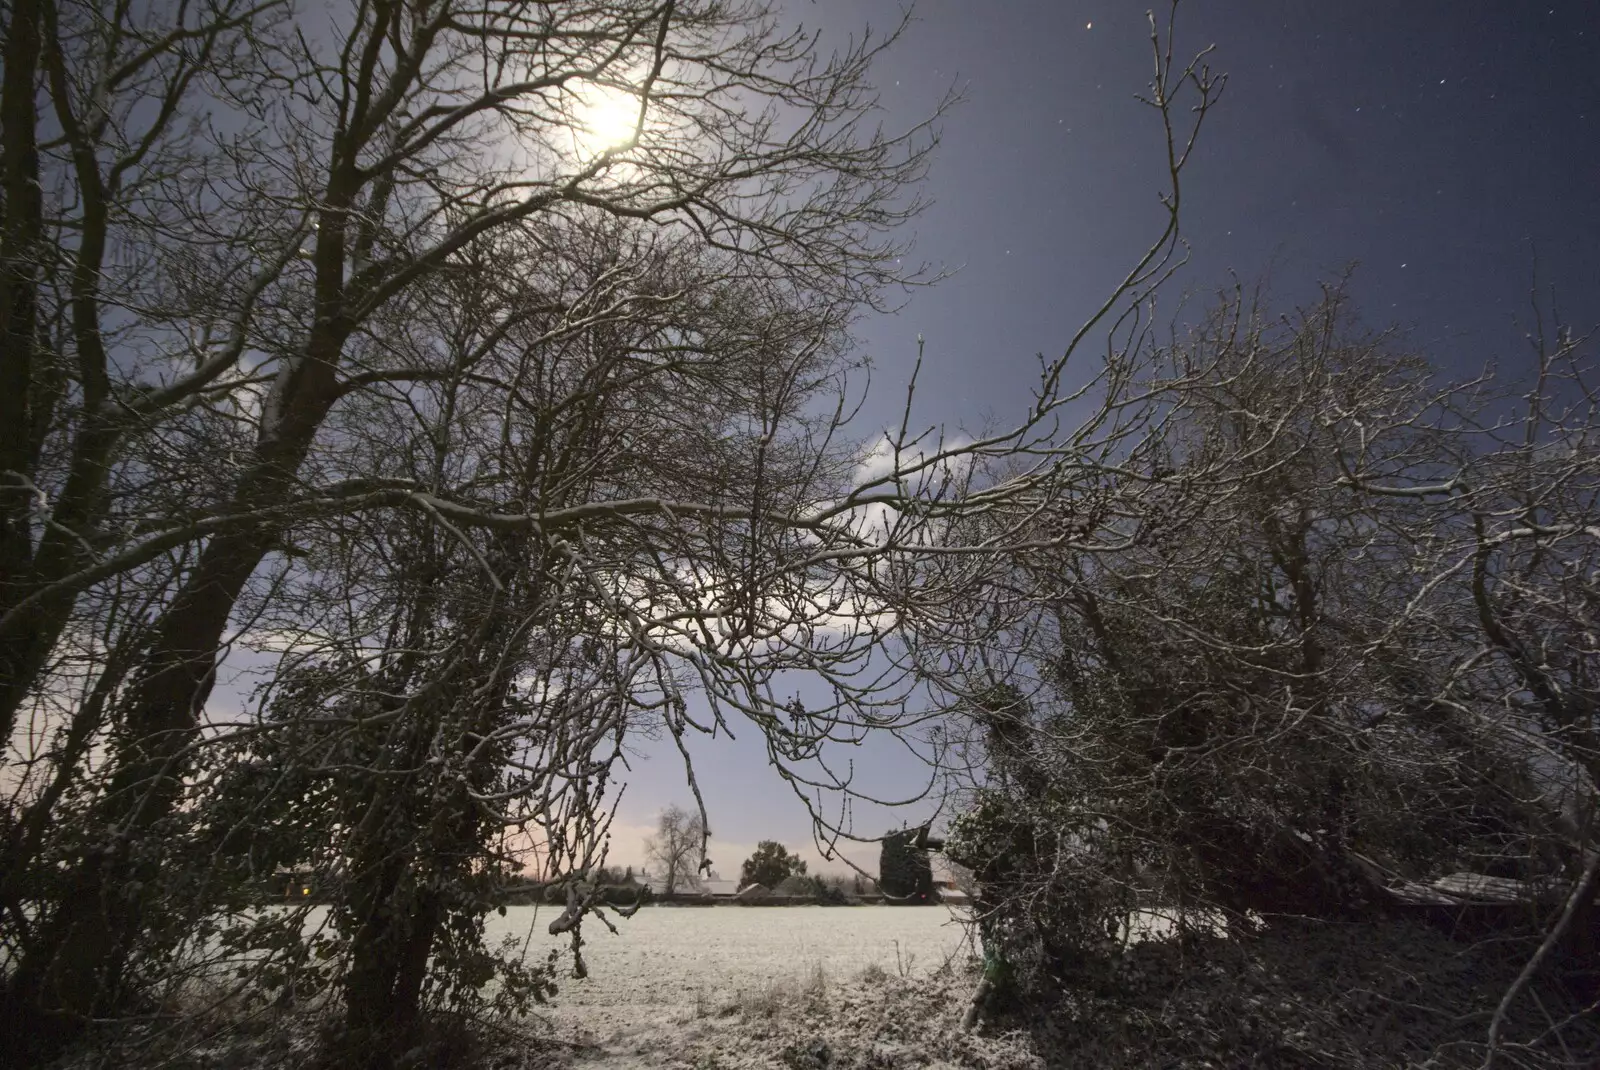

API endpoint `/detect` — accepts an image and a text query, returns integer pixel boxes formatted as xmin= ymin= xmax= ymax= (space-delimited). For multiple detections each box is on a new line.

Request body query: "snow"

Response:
xmin=497 ymin=903 xmax=972 ymax=1016
xmin=139 ymin=903 xmax=1028 ymax=1068
xmin=488 ymin=904 xmax=1005 ymax=1066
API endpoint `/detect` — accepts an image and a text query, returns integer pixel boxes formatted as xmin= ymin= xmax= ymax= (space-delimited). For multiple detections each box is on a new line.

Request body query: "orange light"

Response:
xmin=302 ymin=887 xmax=311 ymax=896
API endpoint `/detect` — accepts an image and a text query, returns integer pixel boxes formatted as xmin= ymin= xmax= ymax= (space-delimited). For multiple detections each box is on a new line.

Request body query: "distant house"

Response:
xmin=696 ymin=878 xmax=743 ymax=898
xmin=273 ymin=866 xmax=323 ymax=902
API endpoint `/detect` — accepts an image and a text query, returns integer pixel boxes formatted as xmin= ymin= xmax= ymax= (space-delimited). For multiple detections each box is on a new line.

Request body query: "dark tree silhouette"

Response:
xmin=739 ymin=841 xmax=808 ymax=890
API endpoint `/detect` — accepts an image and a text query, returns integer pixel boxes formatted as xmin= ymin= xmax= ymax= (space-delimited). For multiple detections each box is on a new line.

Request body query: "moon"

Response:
xmin=575 ymin=83 xmax=643 ymax=156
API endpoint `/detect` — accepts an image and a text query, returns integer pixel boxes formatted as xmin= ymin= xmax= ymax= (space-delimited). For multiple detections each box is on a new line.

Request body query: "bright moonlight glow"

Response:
xmin=575 ymin=83 xmax=644 ymax=156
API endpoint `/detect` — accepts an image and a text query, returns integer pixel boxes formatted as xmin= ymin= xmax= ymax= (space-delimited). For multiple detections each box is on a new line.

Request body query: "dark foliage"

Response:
xmin=945 ymin=289 xmax=1599 ymax=1039
xmin=879 ymin=830 xmax=936 ymax=903
xmin=1007 ymin=918 xmax=1600 ymax=1069
xmin=740 ymin=841 xmax=808 ymax=890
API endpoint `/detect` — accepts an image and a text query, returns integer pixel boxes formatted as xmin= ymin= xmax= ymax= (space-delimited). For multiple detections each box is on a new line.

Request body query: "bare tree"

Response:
xmin=0 ymin=1 xmax=1235 ymax=1059
xmin=202 ymin=216 xmax=880 ymax=1050
xmin=938 ymin=280 xmax=1600 ymax=1061
xmin=646 ymin=804 xmax=707 ymax=895
xmin=0 ymin=0 xmax=945 ymax=1033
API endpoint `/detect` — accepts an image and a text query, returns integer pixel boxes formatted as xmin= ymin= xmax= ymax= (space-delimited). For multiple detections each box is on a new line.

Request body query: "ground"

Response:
xmin=42 ymin=906 xmax=1600 ymax=1068
xmin=498 ymin=904 xmax=1033 ymax=1068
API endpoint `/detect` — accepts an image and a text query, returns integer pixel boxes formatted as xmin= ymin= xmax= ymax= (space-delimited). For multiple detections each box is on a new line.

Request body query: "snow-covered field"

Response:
xmin=165 ymin=903 xmax=1022 ymax=1068
xmin=491 ymin=904 xmax=990 ymax=1066
xmin=499 ymin=905 xmax=972 ymax=1023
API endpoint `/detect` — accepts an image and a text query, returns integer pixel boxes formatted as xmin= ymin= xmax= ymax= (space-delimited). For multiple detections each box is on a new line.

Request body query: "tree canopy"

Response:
xmin=941 ymin=285 xmax=1600 ymax=1012
xmin=646 ymin=805 xmax=708 ymax=896
xmin=739 ymin=841 xmax=807 ymax=890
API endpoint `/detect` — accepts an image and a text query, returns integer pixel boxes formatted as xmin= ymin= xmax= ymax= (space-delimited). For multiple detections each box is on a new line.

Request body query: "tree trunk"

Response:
xmin=7 ymin=323 xmax=348 ymax=1022
xmin=4 ymin=523 xmax=284 ymax=1023
xmin=0 ymin=0 xmax=45 ymax=743
xmin=335 ymin=771 xmax=472 ymax=1066
xmin=331 ymin=657 xmax=507 ymax=1067
xmin=339 ymin=855 xmax=443 ymax=1062
xmin=340 ymin=882 xmax=444 ymax=1065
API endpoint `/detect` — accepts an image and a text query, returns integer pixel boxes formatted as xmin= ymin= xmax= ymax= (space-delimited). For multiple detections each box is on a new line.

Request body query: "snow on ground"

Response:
xmin=141 ymin=903 xmax=1028 ymax=1067
xmin=489 ymin=904 xmax=1006 ymax=1067
xmin=495 ymin=903 xmax=976 ymax=1005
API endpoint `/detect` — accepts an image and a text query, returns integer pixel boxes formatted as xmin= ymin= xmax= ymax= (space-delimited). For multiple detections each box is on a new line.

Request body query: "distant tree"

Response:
xmin=816 ymin=874 xmax=853 ymax=905
xmin=645 ymin=805 xmax=707 ymax=895
xmin=879 ymin=829 xmax=935 ymax=903
xmin=740 ymin=841 xmax=808 ymax=890
xmin=774 ymin=874 xmax=815 ymax=895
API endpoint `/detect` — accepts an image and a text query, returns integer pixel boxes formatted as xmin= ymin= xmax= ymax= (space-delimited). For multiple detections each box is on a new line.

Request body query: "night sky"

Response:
xmin=823 ymin=0 xmax=1598 ymax=431
xmin=601 ymin=1 xmax=1600 ymax=878
xmin=123 ymin=2 xmax=1567 ymax=879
